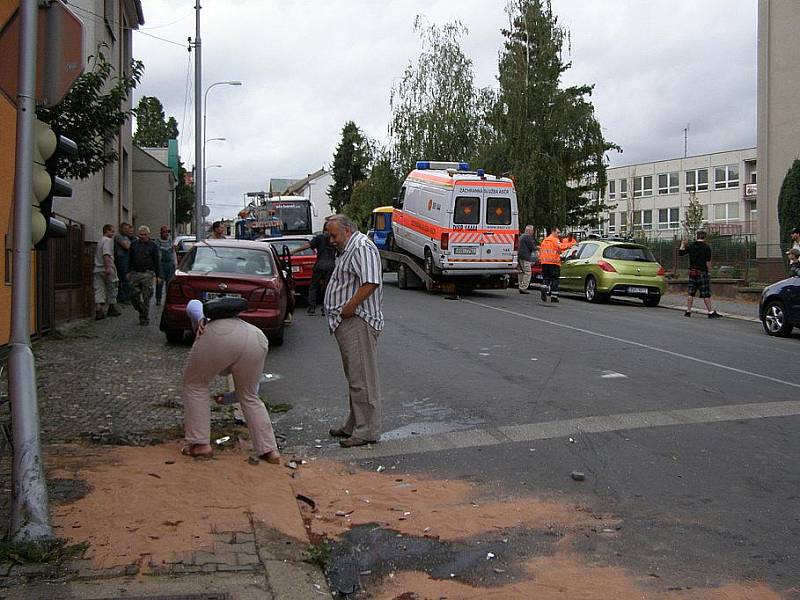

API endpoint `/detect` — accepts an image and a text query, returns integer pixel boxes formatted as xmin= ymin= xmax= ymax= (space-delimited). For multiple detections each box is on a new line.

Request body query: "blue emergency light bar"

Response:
xmin=416 ymin=161 xmax=471 ymax=171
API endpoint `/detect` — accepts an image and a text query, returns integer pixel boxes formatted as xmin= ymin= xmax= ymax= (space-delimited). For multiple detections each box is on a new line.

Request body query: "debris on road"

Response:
xmin=571 ymin=471 xmax=585 ymax=481
xmin=214 ymin=435 xmax=231 ymax=445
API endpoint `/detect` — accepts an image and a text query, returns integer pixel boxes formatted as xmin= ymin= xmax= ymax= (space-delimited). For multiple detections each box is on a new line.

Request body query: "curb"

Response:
xmin=659 ymin=301 xmax=760 ymax=323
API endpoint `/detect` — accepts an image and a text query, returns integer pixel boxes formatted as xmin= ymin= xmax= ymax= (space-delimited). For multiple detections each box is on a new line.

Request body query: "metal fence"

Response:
xmin=646 ymin=235 xmax=756 ymax=281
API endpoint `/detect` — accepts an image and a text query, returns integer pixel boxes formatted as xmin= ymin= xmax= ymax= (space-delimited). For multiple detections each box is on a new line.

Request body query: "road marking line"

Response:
xmin=339 ymin=400 xmax=800 ymax=459
xmin=463 ymin=299 xmax=800 ymax=390
xmin=601 ymin=370 xmax=628 ymax=379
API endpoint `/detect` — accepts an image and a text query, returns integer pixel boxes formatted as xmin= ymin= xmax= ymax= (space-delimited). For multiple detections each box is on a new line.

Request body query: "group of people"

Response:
xmin=180 ymin=214 xmax=385 ymax=462
xmin=517 ymin=225 xmax=576 ymax=303
xmin=93 ymin=223 xmax=177 ymax=325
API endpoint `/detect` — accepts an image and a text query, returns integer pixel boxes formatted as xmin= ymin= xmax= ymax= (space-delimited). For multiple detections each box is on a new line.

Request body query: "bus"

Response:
xmin=235 ymin=196 xmax=313 ymax=240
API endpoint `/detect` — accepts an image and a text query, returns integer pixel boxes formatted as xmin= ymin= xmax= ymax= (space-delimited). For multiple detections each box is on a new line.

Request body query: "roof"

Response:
xmin=372 ymin=206 xmax=394 ymax=213
xmin=406 ymin=169 xmax=514 ymax=189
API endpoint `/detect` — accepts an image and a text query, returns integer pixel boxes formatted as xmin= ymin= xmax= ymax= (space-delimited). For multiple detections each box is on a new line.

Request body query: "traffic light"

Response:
xmin=32 ymin=118 xmax=76 ymax=249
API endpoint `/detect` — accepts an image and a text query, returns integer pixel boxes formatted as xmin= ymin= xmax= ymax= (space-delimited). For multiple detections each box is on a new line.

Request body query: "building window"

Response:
xmin=619 ymin=178 xmax=627 ymax=197
xmin=658 ymin=172 xmax=679 ymax=195
xmin=750 ymin=171 xmax=757 ymax=184
xmin=633 ymin=176 xmax=653 ymax=198
xmin=713 ymin=202 xmax=740 ymax=222
xmin=714 ymin=165 xmax=739 ymax=189
xmin=701 ymin=205 xmax=708 ymax=221
xmin=608 ymin=180 xmax=615 ymax=200
xmin=685 ymin=169 xmax=708 ymax=192
xmin=658 ymin=208 xmax=680 ymax=230
xmin=633 ymin=209 xmax=653 ymax=230
xmin=607 ymin=212 xmax=616 ymax=233
xmin=619 ymin=211 xmax=627 ymax=233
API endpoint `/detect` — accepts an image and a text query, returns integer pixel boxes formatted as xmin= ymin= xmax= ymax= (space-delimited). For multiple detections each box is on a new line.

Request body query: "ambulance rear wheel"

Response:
xmin=397 ymin=264 xmax=409 ymax=289
xmin=424 ymin=248 xmax=440 ymax=276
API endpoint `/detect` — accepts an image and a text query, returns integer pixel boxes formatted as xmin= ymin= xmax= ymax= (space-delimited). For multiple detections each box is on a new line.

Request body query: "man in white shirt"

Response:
xmin=93 ymin=224 xmax=121 ymax=320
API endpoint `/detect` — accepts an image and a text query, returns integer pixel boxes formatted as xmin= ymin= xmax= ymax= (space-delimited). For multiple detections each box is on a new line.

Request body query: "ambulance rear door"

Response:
xmin=480 ymin=189 xmax=516 ymax=264
xmin=448 ymin=194 xmax=482 ymax=262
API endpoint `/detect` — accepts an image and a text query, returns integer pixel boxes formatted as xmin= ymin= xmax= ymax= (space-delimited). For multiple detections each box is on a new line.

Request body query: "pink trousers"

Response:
xmin=182 ymin=318 xmax=278 ymax=454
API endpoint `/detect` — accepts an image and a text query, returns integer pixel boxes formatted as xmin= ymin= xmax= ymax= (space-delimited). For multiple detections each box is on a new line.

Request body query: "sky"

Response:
xmin=130 ymin=0 xmax=758 ymax=222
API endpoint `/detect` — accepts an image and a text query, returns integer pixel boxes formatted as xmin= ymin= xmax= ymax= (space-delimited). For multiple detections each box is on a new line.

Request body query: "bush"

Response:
xmin=778 ymin=159 xmax=800 ymax=251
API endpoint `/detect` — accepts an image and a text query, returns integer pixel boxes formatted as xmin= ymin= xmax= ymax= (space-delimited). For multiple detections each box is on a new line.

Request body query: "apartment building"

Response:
xmin=597 ymin=148 xmax=757 ymax=239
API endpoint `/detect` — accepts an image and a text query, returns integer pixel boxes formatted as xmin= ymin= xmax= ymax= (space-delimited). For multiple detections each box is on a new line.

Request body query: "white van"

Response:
xmin=391 ymin=161 xmax=519 ymax=277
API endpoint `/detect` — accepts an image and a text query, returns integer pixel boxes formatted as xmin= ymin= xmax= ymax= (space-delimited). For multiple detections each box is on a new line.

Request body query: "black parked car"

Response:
xmin=759 ymin=275 xmax=800 ymax=336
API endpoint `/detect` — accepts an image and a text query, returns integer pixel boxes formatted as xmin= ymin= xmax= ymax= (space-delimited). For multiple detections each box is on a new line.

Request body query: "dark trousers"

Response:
xmin=308 ymin=268 xmax=332 ymax=309
xmin=541 ymin=264 xmax=561 ymax=297
xmin=115 ymin=255 xmax=130 ymax=302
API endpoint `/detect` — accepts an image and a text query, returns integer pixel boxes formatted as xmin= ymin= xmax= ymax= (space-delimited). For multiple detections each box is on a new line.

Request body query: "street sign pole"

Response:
xmin=9 ymin=0 xmax=54 ymax=543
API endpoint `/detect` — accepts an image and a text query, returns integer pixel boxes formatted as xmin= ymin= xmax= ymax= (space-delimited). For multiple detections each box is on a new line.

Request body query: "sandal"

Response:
xmin=181 ymin=445 xmax=213 ymax=459
xmin=260 ymin=450 xmax=281 ymax=465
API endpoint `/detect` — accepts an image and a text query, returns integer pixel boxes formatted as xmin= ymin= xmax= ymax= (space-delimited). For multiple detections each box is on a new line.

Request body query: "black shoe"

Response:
xmin=519 ymin=289 xmax=530 ymax=294
xmin=339 ymin=437 xmax=377 ymax=448
xmin=95 ymin=310 xmax=105 ymax=321
xmin=550 ymin=297 xmax=559 ymax=303
xmin=708 ymin=311 xmax=722 ymax=319
xmin=684 ymin=311 xmax=692 ymax=317
xmin=329 ymin=428 xmax=350 ymax=439
xmin=307 ymin=306 xmax=316 ymax=315
xmin=107 ymin=305 xmax=122 ymax=317
xmin=540 ymin=289 xmax=548 ymax=302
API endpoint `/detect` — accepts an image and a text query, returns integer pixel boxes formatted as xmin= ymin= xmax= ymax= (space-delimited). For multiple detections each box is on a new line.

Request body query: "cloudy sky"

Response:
xmin=130 ymin=0 xmax=757 ymax=222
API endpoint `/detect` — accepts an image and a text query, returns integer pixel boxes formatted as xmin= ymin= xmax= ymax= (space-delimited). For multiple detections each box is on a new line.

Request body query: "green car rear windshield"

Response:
xmin=603 ymin=245 xmax=657 ymax=262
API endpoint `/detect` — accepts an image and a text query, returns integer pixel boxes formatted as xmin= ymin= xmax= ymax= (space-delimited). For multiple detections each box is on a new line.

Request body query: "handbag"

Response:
xmin=203 ymin=296 xmax=248 ymax=320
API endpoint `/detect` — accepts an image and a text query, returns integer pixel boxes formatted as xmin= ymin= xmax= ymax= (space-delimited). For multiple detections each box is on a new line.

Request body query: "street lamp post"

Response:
xmin=202 ymin=80 xmax=241 ymax=234
xmin=203 ymin=164 xmax=222 ymax=229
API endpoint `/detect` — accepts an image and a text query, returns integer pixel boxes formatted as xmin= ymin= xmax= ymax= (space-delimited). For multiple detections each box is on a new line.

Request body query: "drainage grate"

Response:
xmin=88 ymin=595 xmax=230 ymax=600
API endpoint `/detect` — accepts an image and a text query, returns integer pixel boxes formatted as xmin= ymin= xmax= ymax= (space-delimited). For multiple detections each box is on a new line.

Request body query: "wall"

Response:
xmin=757 ymin=0 xmax=800 ymax=280
xmin=132 ymin=146 xmax=174 ymax=233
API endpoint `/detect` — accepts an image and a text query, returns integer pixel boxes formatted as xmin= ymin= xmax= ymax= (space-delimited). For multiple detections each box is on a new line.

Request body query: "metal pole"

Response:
xmin=193 ymin=1 xmax=203 ymax=239
xmin=9 ymin=0 xmax=54 ymax=543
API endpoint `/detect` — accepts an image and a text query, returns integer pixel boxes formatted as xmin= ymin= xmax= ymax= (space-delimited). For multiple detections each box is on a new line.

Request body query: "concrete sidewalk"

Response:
xmin=0 ymin=299 xmax=332 ymax=599
xmin=659 ymin=292 xmax=760 ymax=322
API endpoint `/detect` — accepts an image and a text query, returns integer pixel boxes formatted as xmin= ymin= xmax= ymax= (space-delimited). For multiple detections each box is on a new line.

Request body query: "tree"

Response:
xmin=683 ymin=191 xmax=704 ymax=240
xmin=489 ymin=0 xmax=618 ymax=231
xmin=345 ymin=153 xmax=401 ymax=229
xmin=37 ymin=45 xmax=143 ymax=179
xmin=778 ymin=159 xmax=800 ymax=251
xmin=175 ymin=162 xmax=195 ymax=225
xmin=328 ymin=121 xmax=371 ymax=213
xmin=133 ymin=96 xmax=178 ymax=147
xmin=389 ymin=17 xmax=483 ymax=175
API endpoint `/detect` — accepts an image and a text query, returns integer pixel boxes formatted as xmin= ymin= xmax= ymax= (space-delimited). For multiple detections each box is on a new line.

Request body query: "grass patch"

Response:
xmin=0 ymin=538 xmax=89 ymax=564
xmin=305 ymin=540 xmax=331 ymax=571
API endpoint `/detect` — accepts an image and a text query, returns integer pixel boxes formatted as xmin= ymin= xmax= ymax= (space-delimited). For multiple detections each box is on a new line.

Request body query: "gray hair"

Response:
xmin=524 ymin=225 xmax=534 ymax=234
xmin=325 ymin=214 xmax=357 ymax=233
xmin=137 ymin=225 xmax=151 ymax=235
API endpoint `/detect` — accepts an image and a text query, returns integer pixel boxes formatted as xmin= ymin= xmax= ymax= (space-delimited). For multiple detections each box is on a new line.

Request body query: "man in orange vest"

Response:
xmin=539 ymin=226 xmax=562 ymax=303
xmin=560 ymin=232 xmax=577 ymax=252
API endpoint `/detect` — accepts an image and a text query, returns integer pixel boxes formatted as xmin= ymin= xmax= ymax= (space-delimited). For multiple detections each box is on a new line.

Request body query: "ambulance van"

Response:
xmin=391 ymin=161 xmax=519 ymax=280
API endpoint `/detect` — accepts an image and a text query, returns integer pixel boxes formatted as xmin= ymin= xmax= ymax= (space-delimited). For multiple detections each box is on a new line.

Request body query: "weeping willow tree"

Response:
xmin=389 ymin=17 xmax=484 ymax=175
xmin=486 ymin=0 xmax=619 ymax=231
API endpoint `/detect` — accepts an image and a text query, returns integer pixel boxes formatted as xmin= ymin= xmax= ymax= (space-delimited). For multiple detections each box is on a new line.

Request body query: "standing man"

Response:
xmin=517 ymin=225 xmax=537 ymax=294
xmin=155 ymin=225 xmax=177 ymax=306
xmin=323 ymin=215 xmax=384 ymax=448
xmin=290 ymin=228 xmax=337 ymax=314
xmin=679 ymin=230 xmax=721 ymax=319
xmin=93 ymin=224 xmax=121 ymax=320
xmin=128 ymin=225 xmax=161 ymax=326
xmin=209 ymin=221 xmax=227 ymax=239
xmin=539 ymin=226 xmax=562 ymax=303
xmin=114 ymin=222 xmax=133 ymax=303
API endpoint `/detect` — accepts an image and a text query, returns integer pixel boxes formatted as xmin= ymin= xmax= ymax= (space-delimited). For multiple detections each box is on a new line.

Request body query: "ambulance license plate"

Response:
xmin=453 ymin=246 xmax=477 ymax=255
xmin=628 ymin=287 xmax=648 ymax=294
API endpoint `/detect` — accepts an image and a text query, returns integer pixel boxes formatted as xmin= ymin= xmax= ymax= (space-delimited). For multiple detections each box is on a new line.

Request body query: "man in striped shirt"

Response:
xmin=323 ymin=215 xmax=384 ymax=448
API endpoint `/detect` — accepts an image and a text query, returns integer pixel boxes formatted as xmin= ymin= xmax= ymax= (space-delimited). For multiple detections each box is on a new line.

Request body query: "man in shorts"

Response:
xmin=679 ymin=230 xmax=721 ymax=319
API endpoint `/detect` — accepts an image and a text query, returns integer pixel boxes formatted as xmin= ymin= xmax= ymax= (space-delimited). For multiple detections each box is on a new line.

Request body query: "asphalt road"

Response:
xmin=266 ymin=276 xmax=800 ymax=595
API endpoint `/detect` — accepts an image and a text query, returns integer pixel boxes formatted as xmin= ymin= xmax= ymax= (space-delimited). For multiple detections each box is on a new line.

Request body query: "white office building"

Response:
xmin=597 ymin=148 xmax=757 ymax=239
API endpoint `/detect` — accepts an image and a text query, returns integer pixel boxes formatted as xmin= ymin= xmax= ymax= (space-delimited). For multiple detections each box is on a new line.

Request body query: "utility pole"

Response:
xmin=684 ymin=124 xmax=689 ymax=158
xmin=9 ymin=0 xmax=53 ymax=543
xmin=192 ymin=2 xmax=203 ymax=239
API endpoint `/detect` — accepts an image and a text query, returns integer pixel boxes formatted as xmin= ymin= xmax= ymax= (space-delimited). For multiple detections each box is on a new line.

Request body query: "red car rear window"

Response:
xmin=185 ymin=246 xmax=274 ymax=275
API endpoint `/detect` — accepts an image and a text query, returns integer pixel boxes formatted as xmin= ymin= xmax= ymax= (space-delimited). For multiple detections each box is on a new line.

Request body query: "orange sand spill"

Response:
xmin=373 ymin=552 xmax=785 ymax=600
xmin=289 ymin=459 xmax=615 ymax=540
xmin=47 ymin=443 xmax=306 ymax=569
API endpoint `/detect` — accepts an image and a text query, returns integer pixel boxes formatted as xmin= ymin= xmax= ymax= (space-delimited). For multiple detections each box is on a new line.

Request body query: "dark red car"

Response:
xmin=262 ymin=236 xmax=316 ymax=298
xmin=160 ymin=240 xmax=294 ymax=346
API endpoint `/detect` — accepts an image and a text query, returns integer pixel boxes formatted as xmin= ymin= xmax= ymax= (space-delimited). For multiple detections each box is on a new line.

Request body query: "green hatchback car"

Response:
xmin=559 ymin=238 xmax=666 ymax=306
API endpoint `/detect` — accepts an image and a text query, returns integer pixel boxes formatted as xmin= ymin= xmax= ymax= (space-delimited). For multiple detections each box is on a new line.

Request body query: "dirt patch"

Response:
xmin=46 ymin=443 xmax=306 ymax=569
xmin=289 ymin=459 xmax=612 ymax=540
xmin=373 ymin=552 xmax=784 ymax=599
